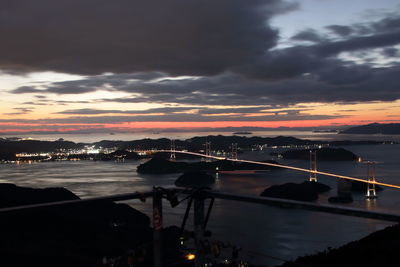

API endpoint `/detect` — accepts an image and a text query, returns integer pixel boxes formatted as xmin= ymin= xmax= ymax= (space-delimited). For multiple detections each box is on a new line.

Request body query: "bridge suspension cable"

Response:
xmin=145 ymin=149 xmax=400 ymax=190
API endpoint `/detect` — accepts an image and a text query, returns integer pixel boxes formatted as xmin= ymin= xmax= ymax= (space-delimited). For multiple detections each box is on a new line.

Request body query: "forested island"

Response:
xmin=340 ymin=123 xmax=400 ymax=135
xmin=137 ymin=157 xmax=279 ymax=174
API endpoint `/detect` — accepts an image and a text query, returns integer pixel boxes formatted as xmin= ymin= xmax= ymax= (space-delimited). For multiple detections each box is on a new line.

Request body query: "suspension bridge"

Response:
xmin=135 ymin=141 xmax=400 ymax=198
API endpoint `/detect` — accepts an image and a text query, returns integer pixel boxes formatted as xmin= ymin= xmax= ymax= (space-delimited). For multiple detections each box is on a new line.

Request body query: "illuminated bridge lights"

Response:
xmin=138 ymin=149 xmax=400 ymax=190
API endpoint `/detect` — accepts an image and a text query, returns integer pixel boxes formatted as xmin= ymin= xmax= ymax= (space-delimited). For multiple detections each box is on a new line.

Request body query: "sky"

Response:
xmin=1 ymin=0 xmax=400 ymax=135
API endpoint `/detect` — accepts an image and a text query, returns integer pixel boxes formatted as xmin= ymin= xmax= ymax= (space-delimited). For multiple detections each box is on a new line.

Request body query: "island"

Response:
xmin=340 ymin=123 xmax=400 ymax=135
xmin=137 ymin=158 xmax=280 ymax=174
xmin=260 ymin=181 xmax=331 ymax=201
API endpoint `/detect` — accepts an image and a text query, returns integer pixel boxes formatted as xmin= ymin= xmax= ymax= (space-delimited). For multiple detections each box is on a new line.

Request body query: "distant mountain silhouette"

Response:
xmin=340 ymin=123 xmax=400 ymax=135
xmin=0 ymin=135 xmax=395 ymax=161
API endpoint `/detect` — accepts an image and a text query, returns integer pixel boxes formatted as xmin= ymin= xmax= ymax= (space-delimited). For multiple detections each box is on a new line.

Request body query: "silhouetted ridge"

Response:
xmin=279 ymin=223 xmax=400 ymax=267
xmin=340 ymin=123 xmax=400 ymax=135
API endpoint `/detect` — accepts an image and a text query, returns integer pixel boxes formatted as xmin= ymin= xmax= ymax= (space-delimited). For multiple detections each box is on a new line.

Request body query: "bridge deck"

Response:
xmin=140 ymin=149 xmax=400 ymax=189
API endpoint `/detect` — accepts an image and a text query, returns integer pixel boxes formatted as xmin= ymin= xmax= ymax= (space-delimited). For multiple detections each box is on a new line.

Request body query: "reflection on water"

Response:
xmin=366 ymin=198 xmax=377 ymax=210
xmin=0 ymin=144 xmax=399 ymax=265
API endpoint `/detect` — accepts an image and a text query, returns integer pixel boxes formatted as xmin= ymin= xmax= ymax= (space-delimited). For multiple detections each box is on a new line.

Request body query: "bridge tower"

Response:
xmin=366 ymin=161 xmax=377 ymax=199
xmin=205 ymin=142 xmax=211 ymax=162
xmin=170 ymin=139 xmax=176 ymax=161
xmin=231 ymin=143 xmax=238 ymax=160
xmin=309 ymin=150 xmax=317 ymax=182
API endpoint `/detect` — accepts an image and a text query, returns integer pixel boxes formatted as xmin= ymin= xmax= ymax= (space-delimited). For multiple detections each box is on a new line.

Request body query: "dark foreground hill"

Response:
xmin=0 ymin=184 xmax=183 ymax=267
xmin=279 ymin=222 xmax=400 ymax=267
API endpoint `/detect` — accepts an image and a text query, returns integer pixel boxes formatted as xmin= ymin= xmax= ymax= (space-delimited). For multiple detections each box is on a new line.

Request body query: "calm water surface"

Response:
xmin=0 ymin=144 xmax=399 ymax=265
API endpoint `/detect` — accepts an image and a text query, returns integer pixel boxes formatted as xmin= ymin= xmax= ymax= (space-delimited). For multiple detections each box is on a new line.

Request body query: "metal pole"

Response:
xmin=194 ymin=194 xmax=205 ymax=266
xmin=153 ymin=190 xmax=163 ymax=267
xmin=180 ymin=197 xmax=193 ymax=233
xmin=204 ymin=198 xmax=215 ymax=229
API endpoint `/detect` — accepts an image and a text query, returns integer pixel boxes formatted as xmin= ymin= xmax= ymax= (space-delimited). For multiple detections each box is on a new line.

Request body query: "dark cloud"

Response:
xmin=3 ymin=107 xmax=33 ymax=115
xmin=55 ymin=107 xmax=198 ymax=115
xmin=242 ymin=13 xmax=400 ymax=80
xmin=5 ymin=2 xmax=400 ymax=113
xmin=4 ymin=5 xmax=400 ymax=105
xmin=197 ymin=107 xmax=279 ymax=115
xmin=0 ymin=112 xmax=341 ymax=124
xmin=12 ymin=86 xmax=41 ymax=94
xmin=55 ymin=106 xmax=307 ymax=117
xmin=0 ymin=0 xmax=297 ymax=76
xmin=14 ymin=62 xmax=400 ymax=107
xmin=21 ymin=101 xmax=48 ymax=106
xmin=382 ymin=47 xmax=399 ymax=57
xmin=313 ymin=30 xmax=400 ymax=57
xmin=325 ymin=13 xmax=400 ymax=38
xmin=325 ymin=25 xmax=353 ymax=36
xmin=55 ymin=100 xmax=91 ymax=105
xmin=315 ymin=64 xmax=373 ymax=85
xmin=372 ymin=15 xmax=400 ymax=34
xmin=291 ymin=29 xmax=326 ymax=42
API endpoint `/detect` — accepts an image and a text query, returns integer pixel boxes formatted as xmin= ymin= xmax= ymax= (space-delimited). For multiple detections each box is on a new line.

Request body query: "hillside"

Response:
xmin=340 ymin=123 xmax=400 ymax=135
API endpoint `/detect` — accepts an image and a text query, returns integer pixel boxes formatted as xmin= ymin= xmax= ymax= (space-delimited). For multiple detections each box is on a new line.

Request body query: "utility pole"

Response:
xmin=153 ymin=189 xmax=163 ymax=267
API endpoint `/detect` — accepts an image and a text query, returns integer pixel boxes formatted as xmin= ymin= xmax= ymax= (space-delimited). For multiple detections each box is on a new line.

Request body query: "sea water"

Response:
xmin=0 ymin=143 xmax=399 ymax=265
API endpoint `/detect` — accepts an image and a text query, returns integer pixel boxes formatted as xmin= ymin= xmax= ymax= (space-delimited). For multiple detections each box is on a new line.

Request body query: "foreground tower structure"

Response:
xmin=309 ymin=150 xmax=317 ymax=182
xmin=170 ymin=139 xmax=176 ymax=160
xmin=205 ymin=142 xmax=211 ymax=162
xmin=366 ymin=161 xmax=377 ymax=199
xmin=231 ymin=143 xmax=238 ymax=160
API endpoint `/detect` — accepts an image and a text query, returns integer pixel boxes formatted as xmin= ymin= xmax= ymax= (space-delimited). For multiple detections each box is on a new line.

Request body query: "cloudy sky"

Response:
xmin=1 ymin=0 xmax=400 ymax=134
